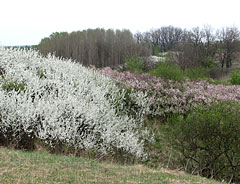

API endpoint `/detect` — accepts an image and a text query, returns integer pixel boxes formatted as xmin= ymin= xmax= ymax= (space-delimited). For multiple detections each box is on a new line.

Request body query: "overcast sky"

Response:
xmin=1 ymin=0 xmax=240 ymax=46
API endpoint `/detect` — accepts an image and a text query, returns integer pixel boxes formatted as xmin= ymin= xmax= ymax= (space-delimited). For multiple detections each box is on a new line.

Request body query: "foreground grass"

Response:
xmin=0 ymin=147 xmax=223 ymax=184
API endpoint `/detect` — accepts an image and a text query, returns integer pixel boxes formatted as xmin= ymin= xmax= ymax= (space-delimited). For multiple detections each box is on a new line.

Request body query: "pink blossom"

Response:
xmin=100 ymin=67 xmax=240 ymax=116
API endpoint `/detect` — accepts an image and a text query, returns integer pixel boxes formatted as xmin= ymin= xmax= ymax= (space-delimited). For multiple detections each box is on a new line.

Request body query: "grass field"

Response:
xmin=0 ymin=147 xmax=224 ymax=184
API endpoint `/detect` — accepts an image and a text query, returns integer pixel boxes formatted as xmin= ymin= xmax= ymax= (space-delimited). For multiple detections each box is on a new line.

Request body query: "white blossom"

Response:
xmin=0 ymin=47 xmax=152 ymax=159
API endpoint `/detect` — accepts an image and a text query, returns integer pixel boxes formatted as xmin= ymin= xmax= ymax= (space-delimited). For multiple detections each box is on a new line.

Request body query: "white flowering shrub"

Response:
xmin=0 ymin=47 xmax=152 ymax=159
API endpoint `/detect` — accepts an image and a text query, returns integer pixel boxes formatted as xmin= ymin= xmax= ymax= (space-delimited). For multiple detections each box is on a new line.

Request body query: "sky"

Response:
xmin=1 ymin=0 xmax=240 ymax=46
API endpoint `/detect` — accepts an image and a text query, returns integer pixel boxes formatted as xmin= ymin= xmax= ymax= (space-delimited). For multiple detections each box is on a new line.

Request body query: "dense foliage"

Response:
xmin=0 ymin=47 xmax=152 ymax=159
xmin=101 ymin=66 xmax=240 ymax=182
xmin=149 ymin=61 xmax=184 ymax=81
xmin=168 ymin=101 xmax=240 ymax=183
xmin=124 ymin=56 xmax=145 ymax=73
xmin=230 ymin=70 xmax=240 ymax=85
xmin=124 ymin=55 xmax=211 ymax=81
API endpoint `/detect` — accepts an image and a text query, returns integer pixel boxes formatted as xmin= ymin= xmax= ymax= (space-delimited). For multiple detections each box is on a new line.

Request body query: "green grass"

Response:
xmin=149 ymin=62 xmax=185 ymax=81
xmin=0 ymin=147 xmax=224 ymax=184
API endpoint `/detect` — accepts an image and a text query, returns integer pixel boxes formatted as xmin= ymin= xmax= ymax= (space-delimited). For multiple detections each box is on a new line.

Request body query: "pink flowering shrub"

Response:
xmin=101 ymin=67 xmax=240 ymax=116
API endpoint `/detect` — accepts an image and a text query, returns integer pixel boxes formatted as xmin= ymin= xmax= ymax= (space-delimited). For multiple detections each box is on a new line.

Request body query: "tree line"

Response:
xmin=38 ymin=26 xmax=240 ymax=69
xmin=38 ymin=29 xmax=151 ymax=67
xmin=137 ymin=25 xmax=240 ymax=69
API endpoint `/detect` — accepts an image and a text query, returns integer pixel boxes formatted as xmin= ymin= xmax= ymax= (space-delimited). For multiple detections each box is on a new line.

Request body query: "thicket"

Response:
xmin=123 ymin=55 xmax=210 ymax=81
xmin=168 ymin=101 xmax=240 ymax=183
xmin=0 ymin=47 xmax=153 ymax=160
xmin=101 ymin=65 xmax=240 ymax=183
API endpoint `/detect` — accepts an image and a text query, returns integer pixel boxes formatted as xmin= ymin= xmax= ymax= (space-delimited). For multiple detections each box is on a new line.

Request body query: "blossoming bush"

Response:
xmin=0 ymin=47 xmax=152 ymax=159
xmin=101 ymin=67 xmax=240 ymax=182
xmin=101 ymin=67 xmax=240 ymax=117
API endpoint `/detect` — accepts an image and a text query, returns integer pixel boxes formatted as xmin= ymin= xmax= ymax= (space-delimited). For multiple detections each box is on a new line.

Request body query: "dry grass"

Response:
xmin=0 ymin=146 xmax=224 ymax=184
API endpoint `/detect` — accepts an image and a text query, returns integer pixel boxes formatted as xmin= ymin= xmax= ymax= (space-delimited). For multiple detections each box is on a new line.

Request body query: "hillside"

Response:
xmin=0 ymin=147 xmax=223 ymax=184
xmin=0 ymin=47 xmax=240 ymax=183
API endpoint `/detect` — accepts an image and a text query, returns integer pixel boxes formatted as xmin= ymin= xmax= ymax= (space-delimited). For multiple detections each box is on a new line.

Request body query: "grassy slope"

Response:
xmin=0 ymin=147 xmax=223 ymax=184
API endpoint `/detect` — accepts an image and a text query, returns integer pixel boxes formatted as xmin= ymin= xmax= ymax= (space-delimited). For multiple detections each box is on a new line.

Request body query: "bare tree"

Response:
xmin=38 ymin=29 xmax=151 ymax=67
xmin=216 ymin=26 xmax=240 ymax=68
xmin=174 ymin=26 xmax=218 ymax=69
xmin=134 ymin=31 xmax=144 ymax=44
xmin=145 ymin=26 xmax=184 ymax=52
xmin=202 ymin=25 xmax=217 ymax=58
